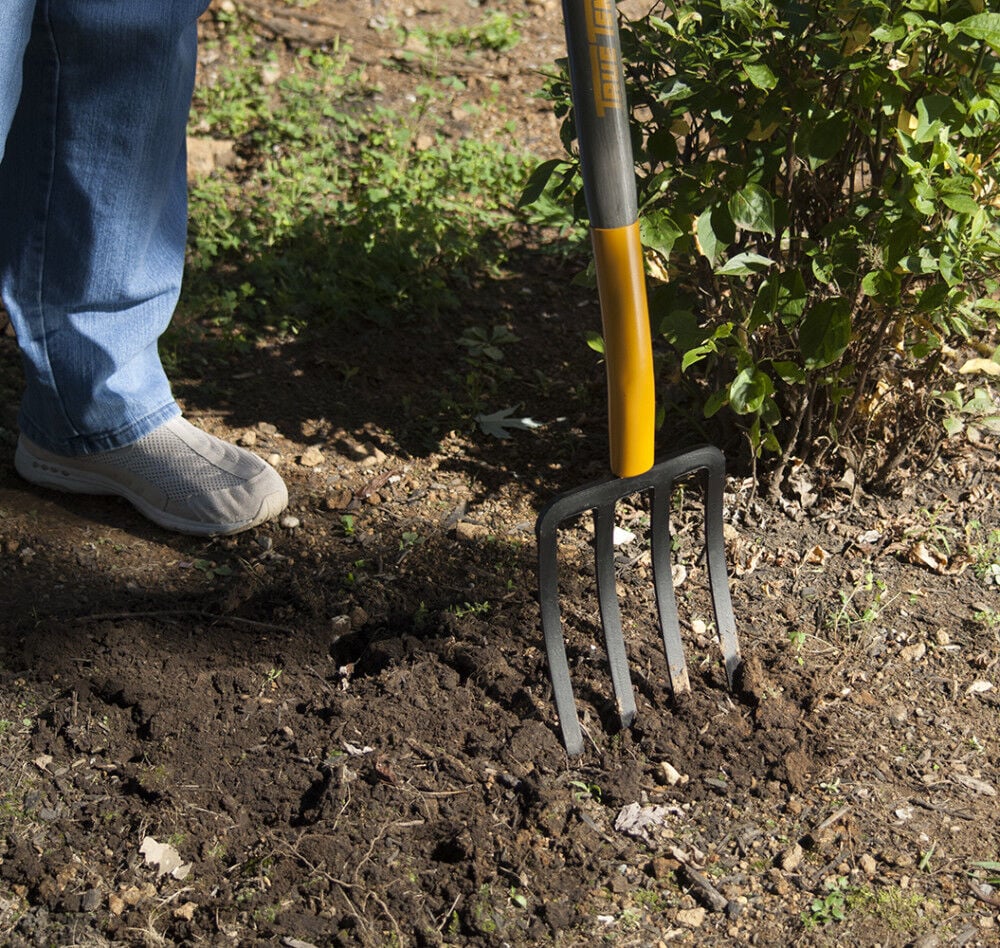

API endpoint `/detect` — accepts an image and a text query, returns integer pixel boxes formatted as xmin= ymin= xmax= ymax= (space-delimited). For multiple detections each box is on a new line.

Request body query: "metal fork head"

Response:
xmin=536 ymin=445 xmax=741 ymax=756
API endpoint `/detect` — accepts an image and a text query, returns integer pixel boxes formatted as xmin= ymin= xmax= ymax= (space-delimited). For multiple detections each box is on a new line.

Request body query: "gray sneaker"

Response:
xmin=15 ymin=417 xmax=289 ymax=536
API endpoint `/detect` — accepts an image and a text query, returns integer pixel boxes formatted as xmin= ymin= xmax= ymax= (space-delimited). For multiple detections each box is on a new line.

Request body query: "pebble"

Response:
xmin=300 ymin=445 xmax=325 ymax=467
xmin=266 ymin=453 xmax=282 ymax=467
xmin=280 ymin=515 xmax=301 ymax=529
xmin=888 ymin=703 xmax=908 ymax=726
xmin=80 ymin=889 xmax=101 ymax=913
xmin=859 ymin=853 xmax=877 ymax=876
xmin=676 ymin=906 xmax=706 ymax=927
xmin=330 ymin=616 xmax=352 ymax=638
xmin=779 ymin=843 xmax=803 ymax=871
xmin=238 ymin=431 xmax=257 ymax=447
xmin=900 ymin=641 xmax=926 ymax=662
xmin=659 ymin=761 xmax=687 ymax=786
xmin=455 ymin=521 xmax=490 ymax=541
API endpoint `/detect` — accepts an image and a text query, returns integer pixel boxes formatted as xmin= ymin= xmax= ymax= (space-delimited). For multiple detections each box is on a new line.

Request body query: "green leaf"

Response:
xmin=750 ymin=270 xmax=807 ymax=330
xmin=728 ymin=184 xmax=775 ymax=235
xmin=772 ymin=360 xmax=805 ymax=384
xmin=799 ymin=297 xmax=852 ymax=369
xmin=958 ymin=13 xmax=1000 ymax=52
xmin=695 ymin=204 xmax=735 ymax=265
xmin=729 ymin=367 xmax=775 ymax=415
xmin=715 ymin=252 xmax=775 ymax=276
xmin=744 ymin=61 xmax=777 ymax=91
xmin=640 ymin=209 xmax=684 ymax=257
xmin=704 ymin=388 xmax=729 ymax=417
xmin=584 ymin=330 xmax=605 ymax=354
xmin=860 ymin=269 xmax=901 ymax=303
xmin=798 ymin=113 xmax=850 ymax=170
xmin=657 ymin=308 xmax=704 ymax=353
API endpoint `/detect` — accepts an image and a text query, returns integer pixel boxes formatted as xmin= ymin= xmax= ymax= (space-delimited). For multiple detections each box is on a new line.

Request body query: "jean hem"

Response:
xmin=18 ymin=400 xmax=181 ymax=456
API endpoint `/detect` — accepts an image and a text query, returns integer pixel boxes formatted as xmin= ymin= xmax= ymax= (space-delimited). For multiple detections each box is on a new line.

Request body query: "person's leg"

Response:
xmin=0 ymin=0 xmax=209 ymax=455
xmin=0 ymin=1 xmax=35 ymax=159
xmin=0 ymin=0 xmax=288 ymax=535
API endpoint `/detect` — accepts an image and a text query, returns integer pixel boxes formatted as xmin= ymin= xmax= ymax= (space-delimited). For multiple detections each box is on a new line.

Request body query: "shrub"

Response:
xmin=532 ymin=0 xmax=1000 ymax=492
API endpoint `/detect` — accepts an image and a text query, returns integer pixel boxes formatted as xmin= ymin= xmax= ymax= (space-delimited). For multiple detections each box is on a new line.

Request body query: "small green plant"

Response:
xmin=340 ymin=514 xmax=355 ymax=537
xmin=827 ymin=568 xmax=896 ymax=637
xmin=971 ymin=859 xmax=1000 ymax=884
xmin=399 ymin=530 xmax=423 ymax=553
xmin=192 ymin=558 xmax=234 ymax=579
xmin=973 ymin=606 xmax=1000 ymax=632
xmin=966 ymin=521 xmax=1000 ymax=579
xmin=449 ymin=601 xmax=491 ymax=618
xmin=802 ymin=875 xmax=853 ymax=928
xmin=569 ymin=779 xmax=603 ymax=803
xmin=788 ymin=628 xmax=807 ymax=664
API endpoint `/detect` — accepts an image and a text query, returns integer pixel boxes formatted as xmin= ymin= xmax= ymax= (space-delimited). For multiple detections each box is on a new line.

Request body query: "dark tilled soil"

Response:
xmin=2 ymin=2 xmax=1000 ymax=946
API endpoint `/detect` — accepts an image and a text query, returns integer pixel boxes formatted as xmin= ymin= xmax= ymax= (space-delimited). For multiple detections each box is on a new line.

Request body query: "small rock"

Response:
xmin=650 ymin=856 xmax=679 ymax=880
xmin=455 ymin=521 xmax=490 ymax=541
xmin=934 ymin=628 xmax=950 ymax=646
xmin=900 ymin=641 xmax=926 ymax=662
xmin=173 ymin=901 xmax=198 ymax=921
xmin=257 ymin=421 xmax=278 ymax=435
xmin=676 ymin=906 xmax=706 ymax=928
xmin=238 ymin=431 xmax=257 ymax=447
xmin=267 ymin=453 xmax=282 ymax=467
xmin=299 ymin=445 xmax=325 ymax=468
xmin=780 ymin=843 xmax=803 ymax=872
xmin=658 ymin=761 xmax=687 ymax=786
xmin=108 ymin=894 xmax=125 ymax=916
xmin=80 ymin=889 xmax=101 ymax=913
xmin=186 ymin=137 xmax=237 ymax=179
xmin=859 ymin=853 xmax=877 ymax=876
xmin=324 ymin=489 xmax=353 ymax=511
xmin=330 ymin=615 xmax=352 ymax=638
xmin=888 ymin=703 xmax=908 ymax=727
xmin=280 ymin=515 xmax=301 ymax=529
xmin=349 ymin=606 xmax=369 ymax=629
xmin=358 ymin=444 xmax=389 ymax=468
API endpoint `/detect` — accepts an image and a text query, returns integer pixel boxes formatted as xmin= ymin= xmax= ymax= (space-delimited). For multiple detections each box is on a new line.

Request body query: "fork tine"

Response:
xmin=650 ymin=481 xmax=691 ymax=695
xmin=537 ymin=506 xmax=585 ymax=756
xmin=594 ymin=501 xmax=636 ymax=729
xmin=701 ymin=450 xmax=742 ymax=686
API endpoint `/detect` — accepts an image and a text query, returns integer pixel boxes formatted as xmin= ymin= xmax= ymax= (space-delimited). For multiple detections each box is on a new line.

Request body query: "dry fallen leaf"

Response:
xmin=139 ymin=836 xmax=192 ymax=880
xmin=952 ymin=773 xmax=997 ymax=797
xmin=909 ymin=541 xmax=948 ymax=573
xmin=805 ymin=545 xmax=830 ymax=566
xmin=959 ymin=357 xmax=1000 ymax=376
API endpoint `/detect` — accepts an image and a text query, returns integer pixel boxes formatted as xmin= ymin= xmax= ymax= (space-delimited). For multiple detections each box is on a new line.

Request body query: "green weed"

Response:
xmin=181 ymin=28 xmax=536 ymax=346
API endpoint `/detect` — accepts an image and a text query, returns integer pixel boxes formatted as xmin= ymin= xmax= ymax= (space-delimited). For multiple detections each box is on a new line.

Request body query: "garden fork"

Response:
xmin=536 ymin=0 xmax=742 ymax=756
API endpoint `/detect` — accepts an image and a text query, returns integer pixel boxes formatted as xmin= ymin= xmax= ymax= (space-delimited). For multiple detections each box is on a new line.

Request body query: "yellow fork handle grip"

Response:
xmin=591 ymin=221 xmax=655 ymax=477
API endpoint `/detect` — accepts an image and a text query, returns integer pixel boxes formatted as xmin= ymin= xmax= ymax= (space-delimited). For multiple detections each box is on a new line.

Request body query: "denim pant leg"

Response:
xmin=0 ymin=0 xmax=210 ymax=456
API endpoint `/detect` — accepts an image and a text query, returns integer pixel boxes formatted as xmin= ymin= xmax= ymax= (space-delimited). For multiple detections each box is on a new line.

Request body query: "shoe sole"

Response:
xmin=15 ymin=440 xmax=286 ymax=537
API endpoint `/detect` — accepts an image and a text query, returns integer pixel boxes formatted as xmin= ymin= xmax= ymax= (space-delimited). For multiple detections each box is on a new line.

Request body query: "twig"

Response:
xmin=670 ymin=846 xmax=730 ymax=913
xmin=969 ymin=882 xmax=1000 ymax=908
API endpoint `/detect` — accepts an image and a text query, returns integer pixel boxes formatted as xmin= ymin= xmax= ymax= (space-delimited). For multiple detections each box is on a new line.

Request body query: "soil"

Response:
xmin=2 ymin=2 xmax=1000 ymax=946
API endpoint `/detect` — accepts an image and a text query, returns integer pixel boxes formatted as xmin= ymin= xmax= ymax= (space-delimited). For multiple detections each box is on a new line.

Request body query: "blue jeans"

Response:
xmin=0 ymin=0 xmax=210 ymax=456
